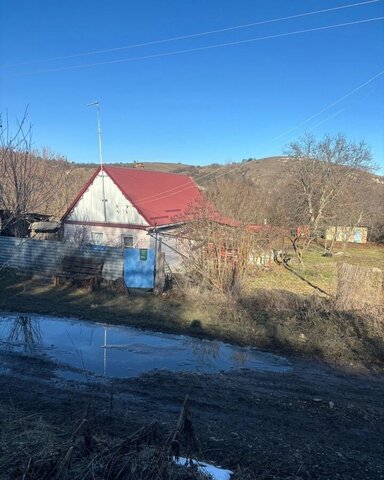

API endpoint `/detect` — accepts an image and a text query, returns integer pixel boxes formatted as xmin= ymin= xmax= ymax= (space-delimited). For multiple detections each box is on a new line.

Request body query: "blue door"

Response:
xmin=124 ymin=248 xmax=155 ymax=288
xmin=354 ymin=230 xmax=362 ymax=243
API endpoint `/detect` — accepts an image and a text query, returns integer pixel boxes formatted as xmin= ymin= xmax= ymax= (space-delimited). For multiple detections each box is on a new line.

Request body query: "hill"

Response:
xmin=27 ymin=155 xmax=381 ymax=241
xmin=74 ymin=156 xmax=384 ymax=188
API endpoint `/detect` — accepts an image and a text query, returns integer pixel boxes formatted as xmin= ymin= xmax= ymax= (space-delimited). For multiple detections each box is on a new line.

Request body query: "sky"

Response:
xmin=0 ymin=0 xmax=383 ymax=173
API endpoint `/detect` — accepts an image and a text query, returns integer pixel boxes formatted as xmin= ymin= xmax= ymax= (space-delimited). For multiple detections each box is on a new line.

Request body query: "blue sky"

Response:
xmin=1 ymin=0 xmax=383 ymax=172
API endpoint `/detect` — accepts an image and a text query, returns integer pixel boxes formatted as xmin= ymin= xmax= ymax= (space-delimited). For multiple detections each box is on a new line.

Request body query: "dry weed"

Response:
xmin=336 ymin=263 xmax=383 ymax=312
xmin=0 ymin=396 xmax=209 ymax=480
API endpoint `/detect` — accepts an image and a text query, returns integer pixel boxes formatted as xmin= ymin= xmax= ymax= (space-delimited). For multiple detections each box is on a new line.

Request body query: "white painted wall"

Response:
xmin=66 ymin=171 xmax=148 ymax=226
xmin=64 ymin=224 xmax=151 ymax=248
xmin=161 ymin=236 xmax=184 ymax=271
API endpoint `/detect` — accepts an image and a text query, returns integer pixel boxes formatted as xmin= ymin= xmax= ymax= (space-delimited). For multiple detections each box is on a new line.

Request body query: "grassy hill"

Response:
xmin=75 ymin=156 xmax=383 ymax=187
xmin=52 ymin=157 xmax=383 ymax=240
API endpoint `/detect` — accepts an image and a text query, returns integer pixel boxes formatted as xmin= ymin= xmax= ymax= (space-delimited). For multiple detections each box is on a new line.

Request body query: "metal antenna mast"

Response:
xmin=87 ymin=101 xmax=107 ymax=222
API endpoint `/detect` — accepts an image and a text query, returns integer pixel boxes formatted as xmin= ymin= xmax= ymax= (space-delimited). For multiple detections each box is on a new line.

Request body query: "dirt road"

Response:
xmin=1 ymin=348 xmax=383 ymax=479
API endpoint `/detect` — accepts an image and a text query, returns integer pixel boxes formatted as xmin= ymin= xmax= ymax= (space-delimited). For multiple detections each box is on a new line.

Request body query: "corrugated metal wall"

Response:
xmin=0 ymin=237 xmax=124 ymax=280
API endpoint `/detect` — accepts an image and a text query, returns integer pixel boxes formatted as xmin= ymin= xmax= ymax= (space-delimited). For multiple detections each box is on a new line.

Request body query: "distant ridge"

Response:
xmin=72 ymin=156 xmax=384 ymax=188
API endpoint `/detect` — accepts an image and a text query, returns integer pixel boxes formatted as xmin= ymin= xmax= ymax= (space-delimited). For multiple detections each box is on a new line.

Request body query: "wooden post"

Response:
xmin=154 ymin=238 xmax=165 ymax=294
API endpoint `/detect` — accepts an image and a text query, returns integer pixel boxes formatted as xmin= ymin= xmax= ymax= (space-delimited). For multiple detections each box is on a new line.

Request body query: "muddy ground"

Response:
xmin=1 ymin=348 xmax=383 ymax=479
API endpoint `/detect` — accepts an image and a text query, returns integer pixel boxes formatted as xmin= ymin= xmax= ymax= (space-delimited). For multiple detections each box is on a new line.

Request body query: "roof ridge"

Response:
xmin=103 ymin=165 xmax=191 ymax=177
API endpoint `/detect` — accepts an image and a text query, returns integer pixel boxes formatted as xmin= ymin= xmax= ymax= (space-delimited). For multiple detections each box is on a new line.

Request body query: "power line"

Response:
xmin=267 ymin=69 xmax=384 ymax=144
xmin=1 ymin=0 xmax=380 ymax=69
xmin=131 ymin=69 xmax=384 ymax=207
xmin=307 ymin=108 xmax=346 ymax=132
xmin=2 ymin=16 xmax=383 ymax=78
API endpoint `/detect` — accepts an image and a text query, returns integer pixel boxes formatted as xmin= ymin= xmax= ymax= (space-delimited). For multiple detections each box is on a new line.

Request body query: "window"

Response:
xmin=91 ymin=232 xmax=104 ymax=245
xmin=122 ymin=235 xmax=134 ymax=248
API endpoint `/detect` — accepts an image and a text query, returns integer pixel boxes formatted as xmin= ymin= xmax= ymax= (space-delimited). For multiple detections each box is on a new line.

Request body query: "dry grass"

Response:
xmin=247 ymin=242 xmax=384 ymax=297
xmin=0 ymin=397 xmax=211 ymax=480
xmin=237 ymin=289 xmax=384 ymax=372
xmin=336 ymin=263 xmax=384 ymax=312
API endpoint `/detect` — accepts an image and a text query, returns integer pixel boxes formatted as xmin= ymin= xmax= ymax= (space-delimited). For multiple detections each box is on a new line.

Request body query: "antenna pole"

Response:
xmin=95 ymin=102 xmax=103 ymax=170
xmin=88 ymin=101 xmax=107 ymax=223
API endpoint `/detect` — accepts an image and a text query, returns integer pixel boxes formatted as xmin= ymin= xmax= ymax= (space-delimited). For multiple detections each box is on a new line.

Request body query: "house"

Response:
xmin=325 ymin=226 xmax=368 ymax=244
xmin=61 ymin=166 xmax=202 ymax=256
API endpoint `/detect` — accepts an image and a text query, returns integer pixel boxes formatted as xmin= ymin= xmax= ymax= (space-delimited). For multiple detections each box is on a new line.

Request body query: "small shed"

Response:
xmin=325 ymin=226 xmax=368 ymax=244
xmin=30 ymin=221 xmax=62 ymax=240
xmin=1 ymin=210 xmax=51 ymax=237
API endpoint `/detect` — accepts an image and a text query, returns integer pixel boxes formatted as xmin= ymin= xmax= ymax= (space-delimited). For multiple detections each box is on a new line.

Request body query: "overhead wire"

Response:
xmin=2 ymin=16 xmax=384 ymax=78
xmin=2 ymin=4 xmax=381 ymax=205
xmin=131 ymin=68 xmax=384 ymax=207
xmin=307 ymin=108 xmax=346 ymax=132
xmin=266 ymin=69 xmax=384 ymax=144
xmin=1 ymin=0 xmax=380 ymax=69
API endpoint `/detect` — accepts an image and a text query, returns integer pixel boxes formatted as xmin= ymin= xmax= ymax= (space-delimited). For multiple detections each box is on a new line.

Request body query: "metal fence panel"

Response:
xmin=0 ymin=237 xmax=124 ymax=280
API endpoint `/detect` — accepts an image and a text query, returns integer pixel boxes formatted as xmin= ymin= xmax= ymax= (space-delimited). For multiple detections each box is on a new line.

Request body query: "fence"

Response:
xmin=0 ymin=237 xmax=124 ymax=281
xmin=336 ymin=263 xmax=384 ymax=311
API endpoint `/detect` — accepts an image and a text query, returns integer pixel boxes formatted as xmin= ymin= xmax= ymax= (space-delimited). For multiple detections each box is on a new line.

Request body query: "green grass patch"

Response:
xmin=247 ymin=242 xmax=384 ymax=297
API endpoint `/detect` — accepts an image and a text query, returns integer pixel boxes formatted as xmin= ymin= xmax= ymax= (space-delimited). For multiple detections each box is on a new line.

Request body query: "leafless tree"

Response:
xmin=284 ymin=133 xmax=372 ymax=263
xmin=363 ymin=177 xmax=384 ymax=243
xmin=0 ymin=109 xmax=73 ymax=236
xmin=205 ymin=177 xmax=265 ymax=224
xmin=175 ymin=196 xmax=279 ymax=293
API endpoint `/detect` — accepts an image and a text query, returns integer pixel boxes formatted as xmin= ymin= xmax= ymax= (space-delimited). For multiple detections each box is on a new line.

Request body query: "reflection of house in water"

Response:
xmin=5 ymin=316 xmax=42 ymax=353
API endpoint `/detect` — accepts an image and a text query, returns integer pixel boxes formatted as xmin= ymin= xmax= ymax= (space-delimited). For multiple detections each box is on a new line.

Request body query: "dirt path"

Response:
xmin=1 ymin=349 xmax=383 ymax=479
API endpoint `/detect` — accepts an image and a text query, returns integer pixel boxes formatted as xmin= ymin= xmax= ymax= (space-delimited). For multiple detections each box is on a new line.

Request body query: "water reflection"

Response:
xmin=103 ymin=326 xmax=108 ymax=376
xmin=4 ymin=316 xmax=42 ymax=353
xmin=231 ymin=350 xmax=248 ymax=367
xmin=0 ymin=314 xmax=291 ymax=377
xmin=184 ymin=338 xmax=221 ymax=366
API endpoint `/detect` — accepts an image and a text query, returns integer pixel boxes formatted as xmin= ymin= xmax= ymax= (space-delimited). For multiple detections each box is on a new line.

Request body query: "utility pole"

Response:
xmin=87 ymin=101 xmax=107 ymax=223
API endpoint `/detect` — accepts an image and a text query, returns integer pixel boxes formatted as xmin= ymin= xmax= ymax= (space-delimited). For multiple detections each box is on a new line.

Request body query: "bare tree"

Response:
xmin=205 ymin=177 xmax=265 ymax=224
xmin=0 ymin=109 xmax=73 ymax=236
xmin=362 ymin=176 xmax=384 ymax=243
xmin=174 ymin=196 xmax=278 ymax=293
xmin=284 ymin=133 xmax=372 ymax=263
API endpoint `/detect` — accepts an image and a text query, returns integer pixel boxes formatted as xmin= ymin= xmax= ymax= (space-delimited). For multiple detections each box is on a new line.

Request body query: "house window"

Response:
xmin=91 ymin=232 xmax=104 ymax=245
xmin=122 ymin=235 xmax=134 ymax=248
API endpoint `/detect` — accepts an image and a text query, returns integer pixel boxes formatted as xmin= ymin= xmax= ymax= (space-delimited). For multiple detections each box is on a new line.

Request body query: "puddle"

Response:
xmin=0 ymin=313 xmax=291 ymax=378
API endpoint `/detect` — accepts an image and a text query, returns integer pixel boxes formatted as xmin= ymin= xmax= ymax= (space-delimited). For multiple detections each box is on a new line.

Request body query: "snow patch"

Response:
xmin=174 ymin=456 xmax=233 ymax=480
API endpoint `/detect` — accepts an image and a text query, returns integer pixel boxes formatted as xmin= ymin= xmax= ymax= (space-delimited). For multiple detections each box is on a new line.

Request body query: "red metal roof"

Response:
xmin=62 ymin=166 xmax=202 ymax=227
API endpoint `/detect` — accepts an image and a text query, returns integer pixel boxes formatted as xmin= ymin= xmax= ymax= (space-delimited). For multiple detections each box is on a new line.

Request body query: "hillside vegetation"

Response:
xmin=58 ymin=155 xmax=383 ymax=241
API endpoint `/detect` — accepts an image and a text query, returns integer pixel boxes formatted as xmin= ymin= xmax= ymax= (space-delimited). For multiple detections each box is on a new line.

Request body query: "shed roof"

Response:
xmin=30 ymin=221 xmax=61 ymax=232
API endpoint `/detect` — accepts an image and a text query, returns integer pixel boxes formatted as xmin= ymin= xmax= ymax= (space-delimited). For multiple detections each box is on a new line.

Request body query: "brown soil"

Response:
xmin=1 ymin=349 xmax=383 ymax=479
